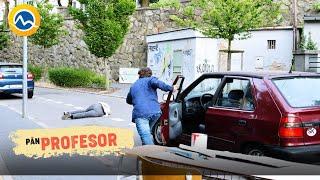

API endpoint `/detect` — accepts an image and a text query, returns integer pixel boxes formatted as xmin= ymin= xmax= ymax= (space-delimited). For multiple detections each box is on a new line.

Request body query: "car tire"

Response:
xmin=28 ymin=91 xmax=34 ymax=99
xmin=152 ymin=120 xmax=164 ymax=145
xmin=244 ymin=145 xmax=265 ymax=156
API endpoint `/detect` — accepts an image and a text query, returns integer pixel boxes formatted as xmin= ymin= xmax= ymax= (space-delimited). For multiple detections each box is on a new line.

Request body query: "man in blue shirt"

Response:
xmin=126 ymin=67 xmax=176 ymax=145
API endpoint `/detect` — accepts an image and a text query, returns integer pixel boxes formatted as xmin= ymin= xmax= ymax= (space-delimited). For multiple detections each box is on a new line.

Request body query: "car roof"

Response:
xmin=0 ymin=62 xmax=22 ymax=66
xmin=201 ymin=71 xmax=320 ymax=79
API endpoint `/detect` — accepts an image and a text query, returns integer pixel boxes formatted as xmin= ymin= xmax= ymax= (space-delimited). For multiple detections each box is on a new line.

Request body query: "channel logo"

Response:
xmin=8 ymin=4 xmax=41 ymax=37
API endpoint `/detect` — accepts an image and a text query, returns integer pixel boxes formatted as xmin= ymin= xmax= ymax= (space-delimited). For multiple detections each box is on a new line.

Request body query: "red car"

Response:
xmin=152 ymin=72 xmax=320 ymax=162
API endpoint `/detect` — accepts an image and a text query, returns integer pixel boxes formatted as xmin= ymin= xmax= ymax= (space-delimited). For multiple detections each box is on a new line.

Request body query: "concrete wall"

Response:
xmin=232 ymin=29 xmax=293 ymax=71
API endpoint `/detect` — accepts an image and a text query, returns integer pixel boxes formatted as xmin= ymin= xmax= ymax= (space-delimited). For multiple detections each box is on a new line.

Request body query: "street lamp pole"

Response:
xmin=22 ymin=0 xmax=28 ymax=119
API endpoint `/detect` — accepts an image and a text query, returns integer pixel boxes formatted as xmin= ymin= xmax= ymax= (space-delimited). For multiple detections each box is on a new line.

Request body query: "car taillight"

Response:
xmin=279 ymin=114 xmax=303 ymax=138
xmin=27 ymin=73 xmax=33 ymax=80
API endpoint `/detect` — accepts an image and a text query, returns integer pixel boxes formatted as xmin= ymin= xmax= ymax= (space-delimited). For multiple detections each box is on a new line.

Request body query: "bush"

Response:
xmin=90 ymin=75 xmax=106 ymax=88
xmin=28 ymin=65 xmax=43 ymax=81
xmin=48 ymin=67 xmax=106 ymax=88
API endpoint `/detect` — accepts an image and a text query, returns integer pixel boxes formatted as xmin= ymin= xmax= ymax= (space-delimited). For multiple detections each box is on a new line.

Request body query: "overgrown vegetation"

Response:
xmin=0 ymin=24 xmax=9 ymax=50
xmin=69 ymin=0 xmax=135 ymax=58
xmin=313 ymin=2 xmax=320 ymax=12
xmin=152 ymin=0 xmax=282 ymax=70
xmin=48 ymin=67 xmax=106 ymax=88
xmin=29 ymin=2 xmax=66 ymax=48
xmin=28 ymin=65 xmax=43 ymax=82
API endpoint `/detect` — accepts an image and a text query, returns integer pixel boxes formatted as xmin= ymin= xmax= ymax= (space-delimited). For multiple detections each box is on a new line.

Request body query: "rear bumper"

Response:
xmin=0 ymin=89 xmax=34 ymax=94
xmin=0 ymin=81 xmax=34 ymax=94
xmin=267 ymin=144 xmax=320 ymax=163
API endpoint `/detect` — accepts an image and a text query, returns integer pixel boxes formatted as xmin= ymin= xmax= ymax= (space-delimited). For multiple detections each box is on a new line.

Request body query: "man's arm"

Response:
xmin=126 ymin=89 xmax=133 ymax=105
xmin=150 ymin=77 xmax=173 ymax=92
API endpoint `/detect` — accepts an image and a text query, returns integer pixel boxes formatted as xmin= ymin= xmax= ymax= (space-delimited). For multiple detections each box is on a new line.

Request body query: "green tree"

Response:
xmin=153 ymin=0 xmax=281 ymax=70
xmin=69 ymin=0 xmax=135 ymax=88
xmin=29 ymin=2 xmax=66 ymax=48
xmin=69 ymin=0 xmax=135 ymax=58
xmin=306 ymin=32 xmax=317 ymax=50
xmin=0 ymin=24 xmax=9 ymax=50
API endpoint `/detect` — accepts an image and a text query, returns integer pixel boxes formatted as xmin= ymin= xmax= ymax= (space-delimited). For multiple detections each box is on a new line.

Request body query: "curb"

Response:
xmin=35 ymin=85 xmax=126 ymax=99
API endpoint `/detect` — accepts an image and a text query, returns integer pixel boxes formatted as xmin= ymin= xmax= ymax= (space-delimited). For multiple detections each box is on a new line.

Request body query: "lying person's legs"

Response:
xmin=71 ymin=109 xmax=101 ymax=119
xmin=71 ymin=103 xmax=105 ymax=119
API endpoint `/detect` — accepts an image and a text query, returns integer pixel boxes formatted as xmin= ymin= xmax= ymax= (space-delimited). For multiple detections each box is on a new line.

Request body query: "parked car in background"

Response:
xmin=153 ymin=72 xmax=320 ymax=163
xmin=0 ymin=63 xmax=34 ymax=98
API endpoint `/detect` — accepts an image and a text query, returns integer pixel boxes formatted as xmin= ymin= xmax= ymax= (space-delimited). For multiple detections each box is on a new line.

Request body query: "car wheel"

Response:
xmin=152 ymin=120 xmax=164 ymax=145
xmin=28 ymin=91 xmax=34 ymax=99
xmin=244 ymin=145 xmax=265 ymax=156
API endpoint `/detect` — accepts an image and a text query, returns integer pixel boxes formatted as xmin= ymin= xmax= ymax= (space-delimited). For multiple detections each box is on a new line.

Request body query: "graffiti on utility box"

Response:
xmin=196 ymin=59 xmax=214 ymax=74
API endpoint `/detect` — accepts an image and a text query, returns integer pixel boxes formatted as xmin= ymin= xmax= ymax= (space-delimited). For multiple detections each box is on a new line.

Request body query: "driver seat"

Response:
xmin=227 ymin=89 xmax=244 ymax=108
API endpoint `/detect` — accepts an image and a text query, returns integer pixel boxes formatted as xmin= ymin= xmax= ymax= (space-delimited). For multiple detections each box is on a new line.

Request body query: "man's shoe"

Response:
xmin=61 ymin=114 xmax=71 ymax=120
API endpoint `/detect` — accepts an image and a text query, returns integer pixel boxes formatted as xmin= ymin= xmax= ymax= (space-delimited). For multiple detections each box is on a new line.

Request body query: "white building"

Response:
xmin=232 ymin=27 xmax=294 ymax=72
xmin=304 ymin=16 xmax=320 ymax=49
xmin=146 ymin=27 xmax=294 ymax=86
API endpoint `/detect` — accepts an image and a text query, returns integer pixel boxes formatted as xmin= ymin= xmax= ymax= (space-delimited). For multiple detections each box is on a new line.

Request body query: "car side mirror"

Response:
xmin=163 ymin=93 xmax=175 ymax=101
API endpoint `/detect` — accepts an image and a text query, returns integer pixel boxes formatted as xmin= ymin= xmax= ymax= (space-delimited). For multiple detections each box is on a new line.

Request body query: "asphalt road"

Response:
xmin=0 ymin=87 xmax=140 ymax=179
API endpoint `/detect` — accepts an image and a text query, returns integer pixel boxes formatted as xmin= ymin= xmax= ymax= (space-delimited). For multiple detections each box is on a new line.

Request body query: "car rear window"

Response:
xmin=0 ymin=65 xmax=22 ymax=73
xmin=272 ymin=77 xmax=320 ymax=108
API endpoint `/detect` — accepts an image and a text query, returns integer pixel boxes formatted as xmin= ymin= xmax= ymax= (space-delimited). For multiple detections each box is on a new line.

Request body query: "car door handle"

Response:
xmin=237 ymin=120 xmax=247 ymax=126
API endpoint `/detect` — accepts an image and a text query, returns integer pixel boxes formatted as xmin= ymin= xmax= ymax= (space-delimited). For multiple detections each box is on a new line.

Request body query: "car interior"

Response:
xmin=168 ymin=77 xmax=255 ymax=139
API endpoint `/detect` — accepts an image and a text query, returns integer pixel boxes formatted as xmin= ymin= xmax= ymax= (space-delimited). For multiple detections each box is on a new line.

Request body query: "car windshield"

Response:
xmin=272 ymin=77 xmax=320 ymax=108
xmin=0 ymin=65 xmax=23 ymax=73
xmin=188 ymin=78 xmax=221 ymax=97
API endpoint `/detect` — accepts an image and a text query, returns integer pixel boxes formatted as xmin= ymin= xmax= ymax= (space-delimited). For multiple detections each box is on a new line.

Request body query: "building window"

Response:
xmin=268 ymin=40 xmax=276 ymax=49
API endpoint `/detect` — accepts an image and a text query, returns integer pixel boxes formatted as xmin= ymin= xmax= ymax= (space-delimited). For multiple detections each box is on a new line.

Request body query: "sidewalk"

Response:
xmin=110 ymin=83 xmax=131 ymax=98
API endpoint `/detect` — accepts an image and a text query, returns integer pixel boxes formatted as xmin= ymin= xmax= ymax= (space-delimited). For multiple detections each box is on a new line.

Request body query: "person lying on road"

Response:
xmin=62 ymin=102 xmax=111 ymax=120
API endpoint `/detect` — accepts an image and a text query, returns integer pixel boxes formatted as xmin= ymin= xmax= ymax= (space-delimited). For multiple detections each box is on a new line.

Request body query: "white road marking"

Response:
xmin=111 ymin=118 xmax=125 ymax=122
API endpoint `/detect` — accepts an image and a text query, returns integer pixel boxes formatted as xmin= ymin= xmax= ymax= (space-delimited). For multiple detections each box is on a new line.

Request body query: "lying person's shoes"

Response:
xmin=61 ymin=114 xmax=71 ymax=120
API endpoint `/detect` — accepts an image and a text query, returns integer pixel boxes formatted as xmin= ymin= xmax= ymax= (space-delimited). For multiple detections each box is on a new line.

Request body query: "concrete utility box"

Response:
xmin=146 ymin=28 xmax=220 ymax=88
